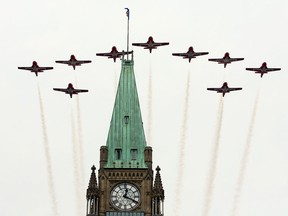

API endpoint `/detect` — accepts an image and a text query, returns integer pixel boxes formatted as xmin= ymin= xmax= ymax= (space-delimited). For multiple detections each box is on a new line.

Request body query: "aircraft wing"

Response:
xmin=208 ymin=58 xmax=222 ymax=62
xmin=246 ymin=68 xmax=280 ymax=72
xmin=18 ymin=67 xmax=33 ymax=71
xmin=207 ymin=87 xmax=222 ymax=92
xmin=229 ymin=58 xmax=244 ymax=62
xmin=172 ymin=53 xmax=188 ymax=57
xmin=207 ymin=87 xmax=242 ymax=92
xmin=132 ymin=42 xmax=149 ymax=47
xmin=96 ymin=52 xmax=113 ymax=57
xmin=97 ymin=51 xmax=131 ymax=57
xmin=74 ymin=89 xmax=88 ymax=93
xmin=38 ymin=67 xmax=53 ymax=70
xmin=18 ymin=66 xmax=53 ymax=71
xmin=153 ymin=42 xmax=169 ymax=47
xmin=227 ymin=87 xmax=242 ymax=92
xmin=194 ymin=52 xmax=209 ymax=56
xmin=266 ymin=68 xmax=281 ymax=72
xmin=76 ymin=60 xmax=92 ymax=64
xmin=245 ymin=68 xmax=260 ymax=72
xmin=55 ymin=60 xmax=70 ymax=64
xmin=53 ymin=88 xmax=68 ymax=93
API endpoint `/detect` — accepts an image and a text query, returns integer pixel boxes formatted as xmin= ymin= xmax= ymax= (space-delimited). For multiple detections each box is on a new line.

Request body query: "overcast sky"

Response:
xmin=1 ymin=1 xmax=288 ymax=216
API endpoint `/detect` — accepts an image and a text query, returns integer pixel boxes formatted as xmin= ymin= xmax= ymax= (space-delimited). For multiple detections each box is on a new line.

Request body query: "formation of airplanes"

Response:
xmin=53 ymin=83 xmax=88 ymax=98
xmin=55 ymin=55 xmax=91 ymax=70
xmin=17 ymin=35 xmax=282 ymax=98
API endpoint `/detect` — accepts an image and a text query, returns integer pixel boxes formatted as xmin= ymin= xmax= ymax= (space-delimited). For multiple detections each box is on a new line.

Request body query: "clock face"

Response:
xmin=110 ymin=183 xmax=141 ymax=211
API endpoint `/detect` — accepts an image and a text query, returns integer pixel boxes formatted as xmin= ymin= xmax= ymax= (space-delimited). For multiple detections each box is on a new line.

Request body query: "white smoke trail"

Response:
xmin=72 ymin=79 xmax=85 ymax=215
xmin=73 ymin=80 xmax=85 ymax=186
xmin=147 ymin=61 xmax=153 ymax=146
xmin=71 ymin=109 xmax=84 ymax=215
xmin=37 ymin=84 xmax=59 ymax=216
xmin=173 ymin=70 xmax=191 ymax=215
xmin=202 ymin=96 xmax=224 ymax=216
xmin=114 ymin=66 xmax=118 ymax=94
xmin=231 ymin=91 xmax=259 ymax=216
xmin=76 ymin=96 xmax=85 ymax=186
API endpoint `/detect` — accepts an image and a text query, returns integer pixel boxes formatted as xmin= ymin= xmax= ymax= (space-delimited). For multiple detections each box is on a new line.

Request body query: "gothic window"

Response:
xmin=124 ymin=115 xmax=129 ymax=124
xmin=115 ymin=148 xmax=122 ymax=160
xmin=131 ymin=149 xmax=138 ymax=160
xmin=89 ymin=199 xmax=94 ymax=214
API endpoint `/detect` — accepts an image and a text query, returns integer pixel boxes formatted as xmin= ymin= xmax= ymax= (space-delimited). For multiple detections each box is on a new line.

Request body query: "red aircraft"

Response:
xmin=96 ymin=46 xmax=133 ymax=62
xmin=53 ymin=83 xmax=88 ymax=98
xmin=18 ymin=61 xmax=53 ymax=76
xmin=246 ymin=62 xmax=281 ymax=77
xmin=55 ymin=55 xmax=91 ymax=70
xmin=208 ymin=52 xmax=244 ymax=68
xmin=132 ymin=36 xmax=169 ymax=53
xmin=207 ymin=82 xmax=242 ymax=97
xmin=172 ymin=46 xmax=209 ymax=62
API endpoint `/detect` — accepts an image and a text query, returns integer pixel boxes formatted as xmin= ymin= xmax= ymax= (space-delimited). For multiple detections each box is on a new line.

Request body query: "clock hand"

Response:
xmin=124 ymin=196 xmax=139 ymax=204
xmin=123 ymin=189 xmax=128 ymax=197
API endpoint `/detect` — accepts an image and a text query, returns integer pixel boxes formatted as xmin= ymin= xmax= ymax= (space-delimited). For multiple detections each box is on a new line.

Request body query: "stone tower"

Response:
xmin=86 ymin=59 xmax=164 ymax=216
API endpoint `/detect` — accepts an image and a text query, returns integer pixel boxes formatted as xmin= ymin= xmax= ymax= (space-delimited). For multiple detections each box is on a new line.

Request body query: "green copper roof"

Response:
xmin=105 ymin=59 xmax=147 ymax=169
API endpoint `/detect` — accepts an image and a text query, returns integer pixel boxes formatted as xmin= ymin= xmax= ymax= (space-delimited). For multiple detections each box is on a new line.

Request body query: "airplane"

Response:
xmin=208 ymin=52 xmax=244 ymax=68
xmin=55 ymin=55 xmax=91 ymax=70
xmin=53 ymin=83 xmax=88 ymax=98
xmin=132 ymin=36 xmax=169 ymax=53
xmin=96 ymin=46 xmax=133 ymax=62
xmin=207 ymin=82 xmax=242 ymax=97
xmin=172 ymin=46 xmax=209 ymax=62
xmin=18 ymin=61 xmax=53 ymax=76
xmin=245 ymin=62 xmax=281 ymax=77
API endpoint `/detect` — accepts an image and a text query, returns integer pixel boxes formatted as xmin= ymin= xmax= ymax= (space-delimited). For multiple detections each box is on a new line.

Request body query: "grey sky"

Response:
xmin=1 ymin=1 xmax=288 ymax=216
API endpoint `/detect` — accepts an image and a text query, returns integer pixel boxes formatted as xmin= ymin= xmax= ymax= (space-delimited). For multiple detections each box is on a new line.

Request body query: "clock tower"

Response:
xmin=86 ymin=59 xmax=164 ymax=216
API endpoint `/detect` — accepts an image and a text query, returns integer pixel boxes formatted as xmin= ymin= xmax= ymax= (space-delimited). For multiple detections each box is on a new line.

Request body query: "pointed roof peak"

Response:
xmin=87 ymin=165 xmax=99 ymax=199
xmin=105 ymin=59 xmax=147 ymax=169
xmin=153 ymin=166 xmax=164 ymax=199
xmin=88 ymin=165 xmax=97 ymax=189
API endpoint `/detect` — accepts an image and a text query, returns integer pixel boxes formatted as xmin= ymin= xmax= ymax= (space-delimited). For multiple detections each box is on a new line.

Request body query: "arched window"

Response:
xmin=131 ymin=149 xmax=137 ymax=160
xmin=115 ymin=148 xmax=122 ymax=160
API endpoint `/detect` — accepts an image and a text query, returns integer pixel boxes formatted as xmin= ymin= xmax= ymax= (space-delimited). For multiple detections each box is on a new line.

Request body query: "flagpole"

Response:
xmin=127 ymin=16 xmax=129 ymax=60
xmin=125 ymin=8 xmax=130 ymax=60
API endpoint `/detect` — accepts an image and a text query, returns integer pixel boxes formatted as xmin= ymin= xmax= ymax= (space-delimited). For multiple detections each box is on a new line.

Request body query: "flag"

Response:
xmin=125 ymin=8 xmax=130 ymax=20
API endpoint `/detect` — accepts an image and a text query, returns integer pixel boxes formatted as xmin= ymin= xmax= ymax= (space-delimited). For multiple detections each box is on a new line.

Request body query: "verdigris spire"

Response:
xmin=105 ymin=59 xmax=147 ymax=168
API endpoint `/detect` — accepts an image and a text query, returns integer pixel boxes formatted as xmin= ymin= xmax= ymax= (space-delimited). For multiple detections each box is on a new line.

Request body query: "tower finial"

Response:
xmin=88 ymin=165 xmax=98 ymax=190
xmin=91 ymin=165 xmax=96 ymax=172
xmin=156 ymin=165 xmax=161 ymax=172
xmin=153 ymin=166 xmax=164 ymax=196
xmin=125 ymin=8 xmax=130 ymax=60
